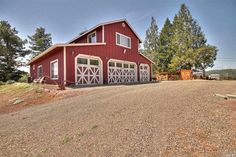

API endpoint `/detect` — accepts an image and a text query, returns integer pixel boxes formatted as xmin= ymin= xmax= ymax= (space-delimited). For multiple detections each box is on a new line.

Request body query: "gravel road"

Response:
xmin=0 ymin=81 xmax=236 ymax=157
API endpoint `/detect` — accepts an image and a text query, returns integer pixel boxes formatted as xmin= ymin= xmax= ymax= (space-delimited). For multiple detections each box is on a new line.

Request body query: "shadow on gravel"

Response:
xmin=69 ymin=81 xmax=160 ymax=89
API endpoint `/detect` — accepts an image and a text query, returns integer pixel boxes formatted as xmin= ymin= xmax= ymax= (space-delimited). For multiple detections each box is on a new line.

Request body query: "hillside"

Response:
xmin=206 ymin=69 xmax=236 ymax=80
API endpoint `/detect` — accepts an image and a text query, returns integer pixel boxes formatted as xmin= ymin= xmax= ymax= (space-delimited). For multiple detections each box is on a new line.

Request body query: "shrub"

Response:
xmin=18 ymin=74 xmax=28 ymax=82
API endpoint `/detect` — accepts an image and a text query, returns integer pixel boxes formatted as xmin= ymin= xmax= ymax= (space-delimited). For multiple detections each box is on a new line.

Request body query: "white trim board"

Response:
xmin=27 ymin=42 xmax=106 ymax=65
xmin=63 ymin=46 xmax=66 ymax=84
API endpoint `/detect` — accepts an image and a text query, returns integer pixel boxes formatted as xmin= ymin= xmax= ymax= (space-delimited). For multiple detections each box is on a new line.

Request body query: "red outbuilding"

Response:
xmin=28 ymin=19 xmax=154 ymax=85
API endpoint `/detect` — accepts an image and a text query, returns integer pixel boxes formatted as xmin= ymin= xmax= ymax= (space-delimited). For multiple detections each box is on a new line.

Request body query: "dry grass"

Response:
xmin=0 ymin=83 xmax=83 ymax=114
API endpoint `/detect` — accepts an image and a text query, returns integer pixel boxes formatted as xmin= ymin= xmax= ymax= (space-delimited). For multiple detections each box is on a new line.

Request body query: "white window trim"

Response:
xmin=37 ymin=65 xmax=43 ymax=78
xmin=87 ymin=31 xmax=97 ymax=43
xmin=50 ymin=59 xmax=59 ymax=80
xmin=116 ymin=32 xmax=131 ymax=49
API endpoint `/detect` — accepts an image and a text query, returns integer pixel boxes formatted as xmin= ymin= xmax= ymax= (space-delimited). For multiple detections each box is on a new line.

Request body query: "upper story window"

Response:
xmin=37 ymin=65 xmax=43 ymax=78
xmin=116 ymin=32 xmax=131 ymax=49
xmin=50 ymin=59 xmax=58 ymax=80
xmin=87 ymin=31 xmax=96 ymax=43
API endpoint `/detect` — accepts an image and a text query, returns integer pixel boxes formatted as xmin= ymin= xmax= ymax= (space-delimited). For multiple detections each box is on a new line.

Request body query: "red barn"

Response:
xmin=28 ymin=19 xmax=154 ymax=85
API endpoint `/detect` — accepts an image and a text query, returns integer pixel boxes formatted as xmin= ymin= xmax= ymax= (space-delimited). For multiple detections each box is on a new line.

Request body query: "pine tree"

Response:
xmin=28 ymin=27 xmax=52 ymax=58
xmin=143 ymin=17 xmax=159 ymax=73
xmin=169 ymin=4 xmax=196 ymax=70
xmin=0 ymin=20 xmax=29 ymax=81
xmin=158 ymin=18 xmax=173 ymax=72
xmin=169 ymin=4 xmax=217 ymax=75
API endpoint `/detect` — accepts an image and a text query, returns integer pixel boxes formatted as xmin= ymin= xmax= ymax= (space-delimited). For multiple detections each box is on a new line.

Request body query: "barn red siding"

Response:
xmin=72 ymin=26 xmax=103 ymax=43
xmin=29 ymin=20 xmax=152 ymax=85
xmin=30 ymin=47 xmax=64 ymax=84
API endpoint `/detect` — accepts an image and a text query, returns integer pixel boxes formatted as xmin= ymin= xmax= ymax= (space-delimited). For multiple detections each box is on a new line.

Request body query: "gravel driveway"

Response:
xmin=0 ymin=81 xmax=236 ymax=157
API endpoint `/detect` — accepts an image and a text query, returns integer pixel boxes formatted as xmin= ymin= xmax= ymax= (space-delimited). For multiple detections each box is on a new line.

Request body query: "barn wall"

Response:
xmin=65 ymin=21 xmax=152 ymax=84
xmin=72 ymin=26 xmax=103 ymax=43
xmin=29 ymin=48 xmax=64 ymax=84
xmin=30 ymin=21 xmax=152 ymax=85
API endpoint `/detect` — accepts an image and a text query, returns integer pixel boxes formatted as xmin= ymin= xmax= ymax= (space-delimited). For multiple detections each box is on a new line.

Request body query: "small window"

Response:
xmin=116 ymin=63 xmax=122 ymax=68
xmin=144 ymin=66 xmax=148 ymax=70
xmin=50 ymin=60 xmax=58 ymax=80
xmin=90 ymin=59 xmax=99 ymax=66
xmin=77 ymin=58 xmax=88 ymax=65
xmin=37 ymin=65 xmax=43 ymax=78
xmin=116 ymin=33 xmax=131 ymax=48
xmin=87 ymin=32 xmax=96 ymax=43
xmin=124 ymin=64 xmax=128 ymax=68
xmin=130 ymin=64 xmax=135 ymax=69
xmin=109 ymin=62 xmax=115 ymax=67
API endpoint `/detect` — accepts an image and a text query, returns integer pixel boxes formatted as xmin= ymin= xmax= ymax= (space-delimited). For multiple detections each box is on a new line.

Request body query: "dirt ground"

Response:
xmin=0 ymin=83 xmax=88 ymax=114
xmin=0 ymin=80 xmax=236 ymax=157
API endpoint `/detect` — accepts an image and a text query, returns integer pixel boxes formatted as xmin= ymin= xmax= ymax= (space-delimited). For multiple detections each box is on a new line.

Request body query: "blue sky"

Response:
xmin=1 ymin=0 xmax=236 ymax=69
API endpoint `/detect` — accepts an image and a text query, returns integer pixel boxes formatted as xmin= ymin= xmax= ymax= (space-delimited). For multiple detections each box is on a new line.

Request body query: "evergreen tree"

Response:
xmin=169 ymin=3 xmax=217 ymax=74
xmin=0 ymin=20 xmax=29 ymax=81
xmin=143 ymin=17 xmax=159 ymax=73
xmin=158 ymin=18 xmax=173 ymax=72
xmin=28 ymin=27 xmax=52 ymax=58
xmin=169 ymin=4 xmax=196 ymax=70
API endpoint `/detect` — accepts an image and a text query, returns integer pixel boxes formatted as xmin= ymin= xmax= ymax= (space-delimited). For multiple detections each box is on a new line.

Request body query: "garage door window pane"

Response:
xmin=124 ymin=64 xmax=128 ymax=68
xmin=109 ymin=62 xmax=115 ymax=67
xmin=90 ymin=59 xmax=99 ymax=66
xmin=78 ymin=58 xmax=88 ymax=64
xmin=116 ymin=63 xmax=122 ymax=68
xmin=130 ymin=64 xmax=135 ymax=69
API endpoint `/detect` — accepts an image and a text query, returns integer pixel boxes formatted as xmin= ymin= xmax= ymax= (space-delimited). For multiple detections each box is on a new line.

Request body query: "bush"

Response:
xmin=0 ymin=81 xmax=5 ymax=85
xmin=18 ymin=74 xmax=28 ymax=82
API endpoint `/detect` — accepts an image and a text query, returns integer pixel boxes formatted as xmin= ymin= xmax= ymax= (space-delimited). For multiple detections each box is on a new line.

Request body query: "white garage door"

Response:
xmin=108 ymin=59 xmax=137 ymax=84
xmin=139 ymin=64 xmax=150 ymax=82
xmin=75 ymin=54 xmax=103 ymax=85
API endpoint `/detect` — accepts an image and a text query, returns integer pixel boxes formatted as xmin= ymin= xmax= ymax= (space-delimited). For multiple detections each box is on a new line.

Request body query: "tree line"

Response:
xmin=0 ymin=21 xmax=52 ymax=82
xmin=143 ymin=4 xmax=218 ymax=77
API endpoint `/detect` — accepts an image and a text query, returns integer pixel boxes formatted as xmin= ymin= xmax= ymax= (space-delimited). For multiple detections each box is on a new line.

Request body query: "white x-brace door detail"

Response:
xmin=75 ymin=54 xmax=103 ymax=85
xmin=139 ymin=64 xmax=150 ymax=82
xmin=108 ymin=59 xmax=137 ymax=84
